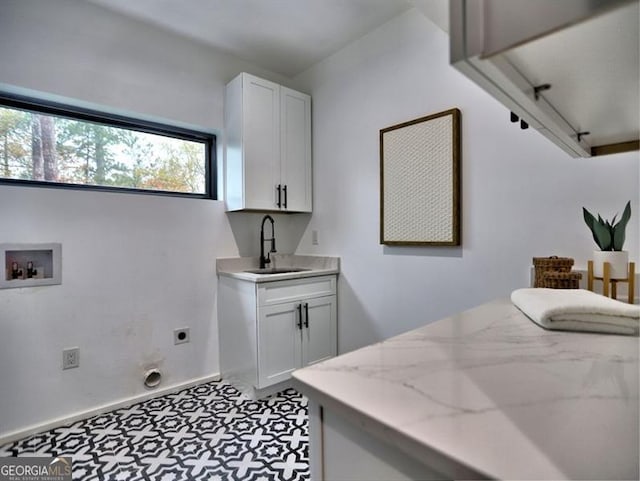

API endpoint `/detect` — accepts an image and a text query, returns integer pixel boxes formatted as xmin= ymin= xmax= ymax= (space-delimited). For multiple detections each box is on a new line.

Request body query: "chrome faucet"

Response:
xmin=260 ymin=215 xmax=277 ymax=269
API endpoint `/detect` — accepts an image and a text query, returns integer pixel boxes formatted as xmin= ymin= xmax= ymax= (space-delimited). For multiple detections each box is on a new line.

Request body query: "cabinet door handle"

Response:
xmin=296 ymin=303 xmax=303 ymax=330
xmin=303 ymin=302 xmax=309 ymax=328
xmin=276 ymin=184 xmax=282 ymax=208
xmin=283 ymin=185 xmax=288 ymax=209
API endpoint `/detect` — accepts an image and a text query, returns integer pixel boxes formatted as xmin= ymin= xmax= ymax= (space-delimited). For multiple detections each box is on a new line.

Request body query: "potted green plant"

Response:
xmin=583 ymin=200 xmax=631 ymax=279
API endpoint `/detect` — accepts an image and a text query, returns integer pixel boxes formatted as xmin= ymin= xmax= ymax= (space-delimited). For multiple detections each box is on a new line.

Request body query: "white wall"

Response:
xmin=293 ymin=9 xmax=640 ymax=353
xmin=0 ymin=188 xmax=235 ymax=436
xmin=0 ymin=0 xmax=308 ymax=438
xmin=0 ymin=0 xmax=290 ymax=129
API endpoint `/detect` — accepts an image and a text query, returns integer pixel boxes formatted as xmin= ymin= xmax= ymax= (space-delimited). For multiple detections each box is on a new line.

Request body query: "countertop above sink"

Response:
xmin=243 ymin=267 xmax=311 ymax=275
xmin=217 ymin=255 xmax=340 ymax=283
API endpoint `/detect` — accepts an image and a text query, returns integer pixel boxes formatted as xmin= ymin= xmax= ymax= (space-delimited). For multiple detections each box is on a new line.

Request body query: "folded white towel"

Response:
xmin=511 ymin=288 xmax=640 ymax=336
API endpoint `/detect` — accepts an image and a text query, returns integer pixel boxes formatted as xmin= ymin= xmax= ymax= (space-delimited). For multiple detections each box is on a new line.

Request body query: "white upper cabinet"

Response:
xmin=225 ymin=73 xmax=312 ymax=212
xmin=450 ymin=0 xmax=639 ymax=158
xmin=280 ymin=87 xmax=312 ymax=212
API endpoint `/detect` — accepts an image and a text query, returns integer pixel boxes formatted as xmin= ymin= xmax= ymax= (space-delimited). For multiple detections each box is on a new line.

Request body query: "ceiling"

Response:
xmin=82 ymin=0 xmax=635 ymax=151
xmin=85 ymin=0 xmax=418 ymax=77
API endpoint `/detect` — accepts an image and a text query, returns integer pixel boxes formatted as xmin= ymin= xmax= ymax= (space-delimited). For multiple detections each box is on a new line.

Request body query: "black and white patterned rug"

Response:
xmin=0 ymin=381 xmax=309 ymax=481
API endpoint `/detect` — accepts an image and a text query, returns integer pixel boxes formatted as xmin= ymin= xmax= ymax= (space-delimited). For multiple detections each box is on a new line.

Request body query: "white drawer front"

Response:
xmin=257 ymin=275 xmax=336 ymax=306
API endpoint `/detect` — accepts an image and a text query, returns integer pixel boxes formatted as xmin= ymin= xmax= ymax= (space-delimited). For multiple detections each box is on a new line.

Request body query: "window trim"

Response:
xmin=0 ymin=92 xmax=217 ymax=199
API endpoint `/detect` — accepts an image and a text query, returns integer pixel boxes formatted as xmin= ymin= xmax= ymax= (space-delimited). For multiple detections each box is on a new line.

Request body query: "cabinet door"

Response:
xmin=243 ymin=74 xmax=281 ymax=210
xmin=280 ymin=87 xmax=312 ymax=212
xmin=302 ymin=295 xmax=337 ymax=367
xmin=257 ymin=301 xmax=303 ymax=388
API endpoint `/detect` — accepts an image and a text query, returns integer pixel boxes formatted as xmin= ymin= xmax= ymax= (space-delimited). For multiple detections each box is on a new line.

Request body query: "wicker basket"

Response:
xmin=541 ymin=271 xmax=582 ymax=289
xmin=533 ymin=256 xmax=574 ymax=287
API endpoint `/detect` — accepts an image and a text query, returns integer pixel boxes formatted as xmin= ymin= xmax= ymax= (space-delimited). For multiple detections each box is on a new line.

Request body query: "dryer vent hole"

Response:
xmin=144 ymin=369 xmax=162 ymax=389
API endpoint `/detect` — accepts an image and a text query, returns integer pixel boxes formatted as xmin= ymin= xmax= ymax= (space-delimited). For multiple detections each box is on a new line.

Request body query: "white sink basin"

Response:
xmin=244 ymin=267 xmax=311 ymax=275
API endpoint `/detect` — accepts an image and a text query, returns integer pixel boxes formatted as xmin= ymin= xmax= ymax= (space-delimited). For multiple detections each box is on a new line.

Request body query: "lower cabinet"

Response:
xmin=258 ymin=295 xmax=337 ymax=387
xmin=218 ymin=274 xmax=337 ymax=398
xmin=304 ymin=401 xmax=449 ymax=481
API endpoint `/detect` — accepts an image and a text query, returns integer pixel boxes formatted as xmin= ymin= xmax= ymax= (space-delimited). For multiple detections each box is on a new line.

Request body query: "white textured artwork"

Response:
xmin=380 ymin=109 xmax=460 ymax=245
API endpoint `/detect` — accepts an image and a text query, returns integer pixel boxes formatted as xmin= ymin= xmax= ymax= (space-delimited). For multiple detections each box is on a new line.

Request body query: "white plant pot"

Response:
xmin=592 ymin=250 xmax=629 ymax=279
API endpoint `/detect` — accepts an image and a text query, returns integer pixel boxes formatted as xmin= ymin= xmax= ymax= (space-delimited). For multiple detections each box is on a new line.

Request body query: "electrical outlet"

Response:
xmin=174 ymin=327 xmax=190 ymax=345
xmin=62 ymin=347 xmax=79 ymax=370
xmin=312 ymin=230 xmax=319 ymax=245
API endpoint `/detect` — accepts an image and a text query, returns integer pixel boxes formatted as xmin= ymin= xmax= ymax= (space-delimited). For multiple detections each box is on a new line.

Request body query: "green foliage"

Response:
xmin=0 ymin=106 xmax=206 ymax=194
xmin=583 ymin=201 xmax=632 ymax=251
xmin=0 ymin=107 xmax=31 ymax=178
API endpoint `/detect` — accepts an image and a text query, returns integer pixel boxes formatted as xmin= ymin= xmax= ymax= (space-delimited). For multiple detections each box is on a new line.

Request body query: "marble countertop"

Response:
xmin=292 ymin=299 xmax=639 ymax=480
xmin=216 ymin=255 xmax=339 ymax=283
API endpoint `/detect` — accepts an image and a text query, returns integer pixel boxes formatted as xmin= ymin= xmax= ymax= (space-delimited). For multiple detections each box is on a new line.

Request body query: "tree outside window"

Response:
xmin=0 ymin=102 xmax=213 ymax=197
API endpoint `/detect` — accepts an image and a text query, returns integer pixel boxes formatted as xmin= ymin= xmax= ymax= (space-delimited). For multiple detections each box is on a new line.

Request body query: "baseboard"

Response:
xmin=0 ymin=373 xmax=221 ymax=445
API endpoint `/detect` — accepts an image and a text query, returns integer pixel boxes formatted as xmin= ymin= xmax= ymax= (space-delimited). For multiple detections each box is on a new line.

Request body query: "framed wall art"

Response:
xmin=380 ymin=108 xmax=461 ymax=246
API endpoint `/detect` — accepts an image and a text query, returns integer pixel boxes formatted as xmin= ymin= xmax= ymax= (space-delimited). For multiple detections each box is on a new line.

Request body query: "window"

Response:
xmin=0 ymin=94 xmax=216 ymax=198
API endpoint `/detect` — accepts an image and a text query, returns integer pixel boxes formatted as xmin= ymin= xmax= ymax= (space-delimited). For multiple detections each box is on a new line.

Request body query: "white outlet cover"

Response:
xmin=62 ymin=347 xmax=79 ymax=370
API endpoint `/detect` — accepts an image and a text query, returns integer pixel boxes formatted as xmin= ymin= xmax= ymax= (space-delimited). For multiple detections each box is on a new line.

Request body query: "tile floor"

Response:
xmin=0 ymin=381 xmax=309 ymax=481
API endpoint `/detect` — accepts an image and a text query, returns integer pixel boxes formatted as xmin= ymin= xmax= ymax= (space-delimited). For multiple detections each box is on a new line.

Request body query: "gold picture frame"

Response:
xmin=380 ymin=108 xmax=461 ymax=246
